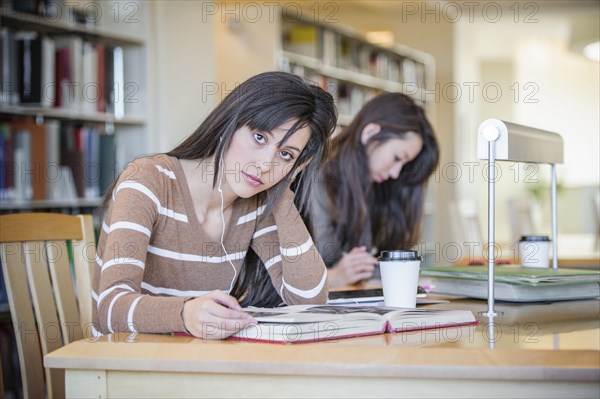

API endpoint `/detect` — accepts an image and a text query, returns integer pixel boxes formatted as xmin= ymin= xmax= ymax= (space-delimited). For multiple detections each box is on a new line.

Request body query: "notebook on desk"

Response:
xmin=421 ymin=265 xmax=600 ymax=302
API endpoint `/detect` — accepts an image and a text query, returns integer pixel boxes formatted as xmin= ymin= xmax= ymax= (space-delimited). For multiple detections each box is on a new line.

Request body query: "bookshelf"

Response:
xmin=277 ymin=12 xmax=435 ymax=127
xmin=0 ymin=0 xmax=149 ymax=214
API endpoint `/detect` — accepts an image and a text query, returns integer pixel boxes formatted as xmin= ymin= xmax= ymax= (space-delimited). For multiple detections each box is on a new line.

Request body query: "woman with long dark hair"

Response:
xmin=311 ymin=92 xmax=439 ymax=288
xmin=92 ymin=72 xmax=337 ymax=339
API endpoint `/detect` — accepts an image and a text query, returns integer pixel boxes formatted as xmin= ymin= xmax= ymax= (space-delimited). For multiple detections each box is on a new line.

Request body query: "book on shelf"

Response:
xmin=9 ymin=118 xmax=46 ymax=200
xmin=421 ymin=265 xmax=600 ymax=302
xmin=12 ymin=127 xmax=32 ymax=201
xmin=230 ymin=304 xmax=477 ymax=344
xmin=54 ymin=35 xmax=83 ymax=111
xmin=0 ymin=122 xmax=14 ymax=202
xmin=105 ymin=44 xmax=125 ymax=118
xmin=283 ymin=23 xmax=318 ymax=59
xmin=15 ymin=31 xmax=55 ymax=107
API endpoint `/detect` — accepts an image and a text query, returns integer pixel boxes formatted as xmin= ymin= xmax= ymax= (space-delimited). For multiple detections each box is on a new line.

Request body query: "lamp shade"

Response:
xmin=477 ymin=119 xmax=564 ymax=164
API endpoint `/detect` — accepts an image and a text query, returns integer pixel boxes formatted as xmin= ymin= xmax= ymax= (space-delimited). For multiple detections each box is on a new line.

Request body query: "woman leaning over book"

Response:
xmin=92 ymin=72 xmax=337 ymax=340
xmin=310 ymin=93 xmax=439 ymax=288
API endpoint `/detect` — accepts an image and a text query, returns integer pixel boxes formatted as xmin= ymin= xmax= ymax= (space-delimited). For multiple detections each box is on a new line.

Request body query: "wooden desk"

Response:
xmin=45 ymin=299 xmax=599 ymax=398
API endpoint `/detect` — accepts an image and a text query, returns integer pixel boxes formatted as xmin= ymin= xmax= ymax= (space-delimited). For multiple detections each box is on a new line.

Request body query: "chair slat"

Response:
xmin=0 ymin=213 xmax=83 ymax=242
xmin=24 ymin=241 xmax=65 ymax=399
xmin=47 ymin=240 xmax=84 ymax=344
xmin=0 ymin=242 xmax=45 ymax=399
xmin=74 ymin=214 xmax=96 ymax=337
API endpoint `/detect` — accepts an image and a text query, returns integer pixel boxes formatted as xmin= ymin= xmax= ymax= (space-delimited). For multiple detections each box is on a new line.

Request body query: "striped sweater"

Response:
xmin=92 ymin=154 xmax=328 ymax=335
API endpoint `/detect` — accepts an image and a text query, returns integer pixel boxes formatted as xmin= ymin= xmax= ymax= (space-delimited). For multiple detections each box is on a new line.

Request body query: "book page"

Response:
xmin=243 ymin=305 xmax=388 ymax=324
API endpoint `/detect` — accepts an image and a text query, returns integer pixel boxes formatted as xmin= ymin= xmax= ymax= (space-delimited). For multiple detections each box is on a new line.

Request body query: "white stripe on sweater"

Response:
xmin=156 ymin=164 xmax=176 ymax=179
xmin=141 ymin=282 xmax=214 ymax=297
xmin=107 ymin=291 xmax=129 ymax=333
xmin=127 ymin=296 xmax=143 ymax=333
xmin=98 ymin=284 xmax=135 ymax=307
xmin=101 ymin=258 xmax=145 ymax=273
xmin=282 ymin=270 xmax=327 ymax=299
xmin=264 ymin=255 xmax=282 ymax=270
xmin=147 ymin=245 xmax=246 ymax=263
xmin=237 ymin=205 xmax=266 ymax=225
xmin=116 ymin=181 xmax=188 ymax=222
xmin=252 ymin=225 xmax=277 ymax=239
xmin=109 ymin=221 xmax=151 ymax=237
xmin=280 ymin=237 xmax=313 ymax=257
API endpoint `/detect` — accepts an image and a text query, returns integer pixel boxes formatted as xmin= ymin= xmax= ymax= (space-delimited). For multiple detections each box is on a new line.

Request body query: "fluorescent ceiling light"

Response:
xmin=365 ymin=31 xmax=394 ymax=47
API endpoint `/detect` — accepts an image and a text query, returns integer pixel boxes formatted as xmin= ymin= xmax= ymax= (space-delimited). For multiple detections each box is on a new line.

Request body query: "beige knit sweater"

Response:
xmin=92 ymin=154 xmax=328 ymax=335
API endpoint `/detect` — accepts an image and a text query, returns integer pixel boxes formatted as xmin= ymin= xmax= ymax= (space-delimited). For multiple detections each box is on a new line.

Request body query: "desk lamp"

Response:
xmin=477 ymin=119 xmax=564 ymax=317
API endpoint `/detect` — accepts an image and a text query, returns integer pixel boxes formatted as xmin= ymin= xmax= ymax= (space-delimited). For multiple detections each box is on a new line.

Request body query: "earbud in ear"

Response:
xmin=217 ymin=157 xmax=224 ymax=193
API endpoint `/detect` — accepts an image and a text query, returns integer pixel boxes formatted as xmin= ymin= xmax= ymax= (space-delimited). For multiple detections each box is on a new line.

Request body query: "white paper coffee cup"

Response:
xmin=519 ymin=235 xmax=551 ymax=268
xmin=378 ymin=250 xmax=421 ymax=308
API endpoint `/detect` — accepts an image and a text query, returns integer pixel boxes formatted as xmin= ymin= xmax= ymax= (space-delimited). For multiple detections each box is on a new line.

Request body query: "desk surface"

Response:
xmin=45 ymin=298 xmax=600 ymax=398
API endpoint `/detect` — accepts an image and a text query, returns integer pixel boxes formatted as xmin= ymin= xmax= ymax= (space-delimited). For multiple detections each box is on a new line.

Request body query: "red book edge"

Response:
xmin=171 ymin=320 xmax=480 ymax=344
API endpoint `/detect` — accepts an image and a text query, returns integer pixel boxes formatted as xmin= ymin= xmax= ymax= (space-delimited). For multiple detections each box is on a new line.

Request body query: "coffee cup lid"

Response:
xmin=519 ymin=235 xmax=550 ymax=242
xmin=379 ymin=250 xmax=421 ymax=261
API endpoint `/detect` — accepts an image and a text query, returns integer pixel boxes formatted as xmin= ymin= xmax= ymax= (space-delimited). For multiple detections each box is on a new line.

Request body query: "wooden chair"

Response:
xmin=0 ymin=213 xmax=96 ymax=398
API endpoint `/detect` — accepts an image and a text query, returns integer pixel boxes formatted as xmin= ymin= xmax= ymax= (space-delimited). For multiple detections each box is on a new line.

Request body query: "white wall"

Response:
xmin=454 ymin=7 xmax=600 ymax=245
xmin=214 ymin=4 xmax=280 ymax=85
xmin=150 ymin=0 xmax=217 ymax=152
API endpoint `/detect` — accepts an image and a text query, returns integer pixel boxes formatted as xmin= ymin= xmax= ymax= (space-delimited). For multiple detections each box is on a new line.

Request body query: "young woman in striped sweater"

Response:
xmin=92 ymin=72 xmax=337 ymax=340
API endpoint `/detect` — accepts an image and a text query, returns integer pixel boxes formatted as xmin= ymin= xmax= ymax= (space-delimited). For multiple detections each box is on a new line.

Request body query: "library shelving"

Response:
xmin=277 ymin=11 xmax=435 ymax=128
xmin=0 ymin=0 xmax=149 ymax=215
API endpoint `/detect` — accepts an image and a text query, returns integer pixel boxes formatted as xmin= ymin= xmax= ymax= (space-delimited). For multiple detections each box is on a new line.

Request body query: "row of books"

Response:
xmin=281 ymin=62 xmax=379 ymax=120
xmin=1 ymin=27 xmax=125 ymax=116
xmin=282 ymin=22 xmax=426 ymax=84
xmin=0 ymin=118 xmax=117 ymax=203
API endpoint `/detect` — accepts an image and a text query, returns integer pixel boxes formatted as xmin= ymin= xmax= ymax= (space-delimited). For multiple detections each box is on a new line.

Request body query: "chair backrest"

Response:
xmin=0 ymin=213 xmax=96 ymax=399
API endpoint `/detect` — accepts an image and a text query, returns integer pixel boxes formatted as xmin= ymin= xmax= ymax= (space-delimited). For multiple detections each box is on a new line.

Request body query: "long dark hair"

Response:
xmin=168 ymin=71 xmax=337 ymax=217
xmin=323 ymin=92 xmax=438 ymax=254
xmin=101 ymin=71 xmax=337 ymax=307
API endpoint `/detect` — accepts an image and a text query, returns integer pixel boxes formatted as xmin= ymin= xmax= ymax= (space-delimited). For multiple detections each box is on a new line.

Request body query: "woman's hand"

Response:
xmin=182 ymin=290 xmax=257 ymax=340
xmin=327 ymin=246 xmax=378 ymax=288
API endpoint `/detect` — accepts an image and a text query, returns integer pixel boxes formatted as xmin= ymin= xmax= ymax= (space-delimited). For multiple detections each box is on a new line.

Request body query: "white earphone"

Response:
xmin=217 ymin=155 xmax=237 ymax=292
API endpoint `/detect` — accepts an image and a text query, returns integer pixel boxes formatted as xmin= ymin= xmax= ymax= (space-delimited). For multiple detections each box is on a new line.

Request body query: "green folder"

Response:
xmin=421 ymin=266 xmax=600 ymax=302
xmin=422 ymin=265 xmax=600 ymax=286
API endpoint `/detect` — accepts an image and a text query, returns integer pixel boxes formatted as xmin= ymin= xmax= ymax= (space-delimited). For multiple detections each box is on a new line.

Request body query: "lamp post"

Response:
xmin=477 ymin=119 xmax=564 ymax=317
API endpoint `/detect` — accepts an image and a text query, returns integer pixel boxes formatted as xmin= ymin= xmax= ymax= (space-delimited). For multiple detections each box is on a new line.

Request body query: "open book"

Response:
xmin=231 ymin=305 xmax=478 ymax=344
xmin=421 ymin=266 xmax=600 ymax=302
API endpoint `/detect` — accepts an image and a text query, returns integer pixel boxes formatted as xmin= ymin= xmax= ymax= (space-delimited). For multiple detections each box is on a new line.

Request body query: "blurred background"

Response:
xmin=1 ymin=0 xmax=599 ymax=263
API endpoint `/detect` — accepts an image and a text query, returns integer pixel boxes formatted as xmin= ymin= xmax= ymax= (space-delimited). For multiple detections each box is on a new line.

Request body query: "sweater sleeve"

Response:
xmin=93 ymin=160 xmax=189 ymax=335
xmin=250 ymin=188 xmax=329 ymax=305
